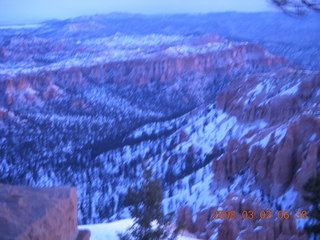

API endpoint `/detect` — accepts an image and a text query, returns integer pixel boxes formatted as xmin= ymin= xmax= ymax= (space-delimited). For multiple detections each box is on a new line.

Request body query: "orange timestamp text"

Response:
xmin=212 ymin=210 xmax=308 ymax=220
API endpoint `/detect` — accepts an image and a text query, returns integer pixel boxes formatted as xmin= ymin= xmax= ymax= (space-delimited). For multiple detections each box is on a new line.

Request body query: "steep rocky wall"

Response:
xmin=0 ymin=41 xmax=286 ymax=107
xmin=212 ymin=115 xmax=320 ymax=199
xmin=177 ymin=194 xmax=308 ymax=240
xmin=0 ymin=184 xmax=81 ymax=240
xmin=216 ymin=71 xmax=320 ymax=124
xmin=213 ymin=66 xmax=320 ymax=199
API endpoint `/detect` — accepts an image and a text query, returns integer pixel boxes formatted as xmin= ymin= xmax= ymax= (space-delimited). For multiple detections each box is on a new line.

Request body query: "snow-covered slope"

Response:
xmin=79 ymin=219 xmax=199 ymax=240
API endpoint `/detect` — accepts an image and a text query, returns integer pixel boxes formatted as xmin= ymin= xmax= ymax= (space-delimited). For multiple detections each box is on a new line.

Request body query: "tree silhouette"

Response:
xmin=119 ymin=164 xmax=177 ymax=240
xmin=303 ymin=173 xmax=320 ymax=239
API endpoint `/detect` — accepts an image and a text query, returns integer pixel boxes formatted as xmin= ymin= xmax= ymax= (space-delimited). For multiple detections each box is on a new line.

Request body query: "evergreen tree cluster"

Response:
xmin=303 ymin=173 xmax=320 ymax=239
xmin=119 ymin=165 xmax=177 ymax=240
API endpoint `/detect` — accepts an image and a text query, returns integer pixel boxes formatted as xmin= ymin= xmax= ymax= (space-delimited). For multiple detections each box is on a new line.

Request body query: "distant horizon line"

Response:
xmin=0 ymin=10 xmax=279 ymax=26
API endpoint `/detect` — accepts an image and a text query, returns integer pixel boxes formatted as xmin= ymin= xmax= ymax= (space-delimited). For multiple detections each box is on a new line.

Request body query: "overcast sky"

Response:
xmin=0 ymin=0 xmax=277 ymax=25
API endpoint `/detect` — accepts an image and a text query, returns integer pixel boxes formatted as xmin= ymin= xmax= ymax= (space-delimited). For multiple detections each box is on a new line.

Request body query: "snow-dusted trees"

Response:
xmin=303 ymin=173 xmax=320 ymax=239
xmin=119 ymin=164 xmax=177 ymax=240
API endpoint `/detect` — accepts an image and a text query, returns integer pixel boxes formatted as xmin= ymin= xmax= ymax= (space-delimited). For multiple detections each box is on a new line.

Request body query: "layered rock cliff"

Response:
xmin=0 ymin=33 xmax=286 ymax=108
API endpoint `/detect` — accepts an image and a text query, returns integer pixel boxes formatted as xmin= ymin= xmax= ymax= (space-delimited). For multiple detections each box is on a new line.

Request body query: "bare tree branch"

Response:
xmin=271 ymin=0 xmax=320 ymax=15
xmin=301 ymin=0 xmax=320 ymax=11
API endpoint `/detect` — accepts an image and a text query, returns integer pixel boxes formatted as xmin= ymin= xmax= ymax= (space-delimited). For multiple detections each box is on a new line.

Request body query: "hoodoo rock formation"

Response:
xmin=177 ymin=194 xmax=308 ymax=240
xmin=0 ymin=33 xmax=286 ymax=108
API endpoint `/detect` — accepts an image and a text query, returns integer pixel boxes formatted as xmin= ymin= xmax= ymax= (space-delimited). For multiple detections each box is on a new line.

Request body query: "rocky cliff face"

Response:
xmin=216 ymin=70 xmax=319 ymax=123
xmin=177 ymin=193 xmax=308 ymax=240
xmin=0 ymin=184 xmax=83 ymax=240
xmin=166 ymin=65 xmax=319 ymax=239
xmin=0 ymin=32 xmax=285 ymax=108
xmin=214 ymin=69 xmax=320 ymax=197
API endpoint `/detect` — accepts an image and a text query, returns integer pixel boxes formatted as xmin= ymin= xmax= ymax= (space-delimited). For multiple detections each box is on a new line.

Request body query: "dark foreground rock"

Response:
xmin=0 ymin=184 xmax=86 ymax=240
xmin=77 ymin=230 xmax=91 ymax=240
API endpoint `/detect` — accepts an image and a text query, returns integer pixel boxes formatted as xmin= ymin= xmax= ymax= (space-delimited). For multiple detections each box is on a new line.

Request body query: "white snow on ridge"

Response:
xmin=162 ymin=164 xmax=218 ymax=216
xmin=247 ymin=82 xmax=264 ymax=96
xmin=182 ymin=109 xmax=269 ymax=153
xmin=247 ymin=131 xmax=271 ymax=151
xmin=0 ymin=24 xmax=43 ymax=29
xmin=79 ymin=219 xmax=132 ymax=240
xmin=79 ymin=219 xmax=200 ymax=240
xmin=279 ymin=83 xmax=299 ymax=96
xmin=0 ymin=33 xmax=234 ymax=77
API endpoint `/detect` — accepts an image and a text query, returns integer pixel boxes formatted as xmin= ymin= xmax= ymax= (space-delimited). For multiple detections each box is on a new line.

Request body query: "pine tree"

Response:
xmin=303 ymin=173 xmax=320 ymax=239
xmin=119 ymin=164 xmax=177 ymax=240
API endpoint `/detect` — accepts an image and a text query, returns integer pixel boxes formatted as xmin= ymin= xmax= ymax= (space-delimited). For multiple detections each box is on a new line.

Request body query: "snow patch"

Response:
xmin=279 ymin=83 xmax=299 ymax=96
xmin=278 ymin=187 xmax=297 ymax=210
xmin=79 ymin=219 xmax=200 ymax=240
xmin=0 ymin=24 xmax=42 ymax=29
